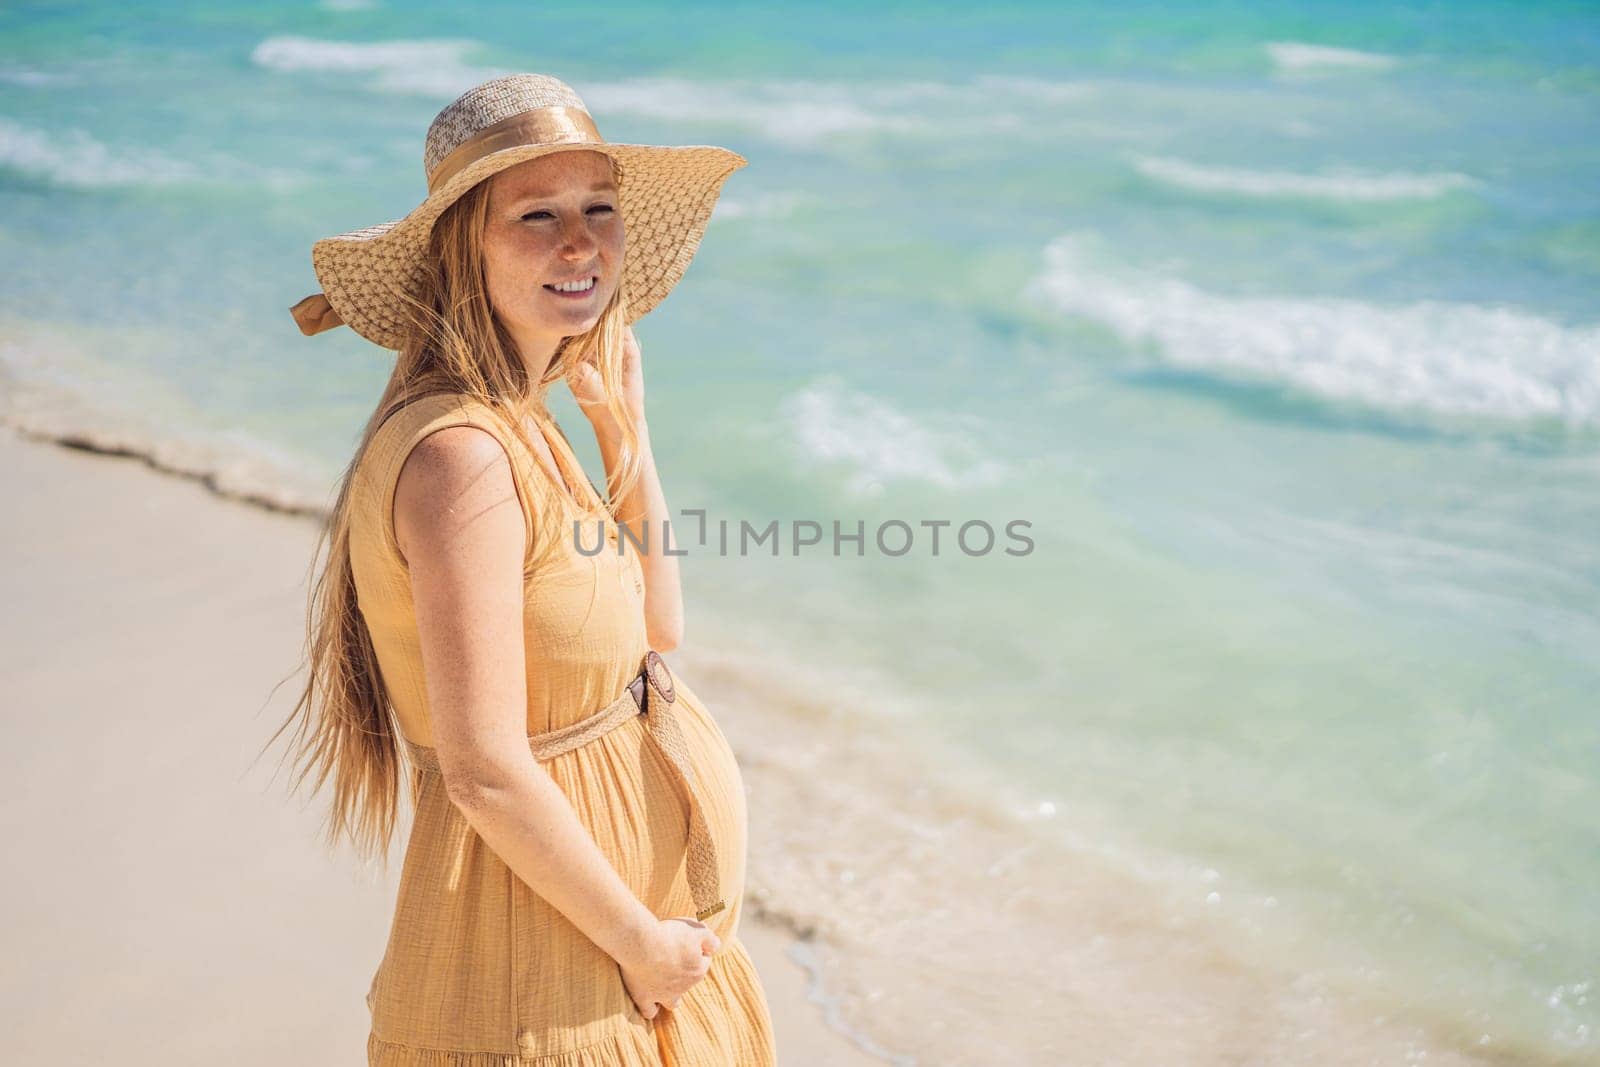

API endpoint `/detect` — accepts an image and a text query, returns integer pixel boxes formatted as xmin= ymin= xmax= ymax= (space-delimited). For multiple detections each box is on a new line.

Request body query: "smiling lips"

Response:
xmin=544 ymin=274 xmax=598 ymax=299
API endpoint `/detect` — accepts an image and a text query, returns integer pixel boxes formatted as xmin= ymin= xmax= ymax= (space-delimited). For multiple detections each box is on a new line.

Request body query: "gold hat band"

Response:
xmin=426 ymin=105 xmax=604 ymax=195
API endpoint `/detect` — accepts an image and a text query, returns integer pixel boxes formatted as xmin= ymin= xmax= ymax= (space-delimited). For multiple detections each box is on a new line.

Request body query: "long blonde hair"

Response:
xmin=262 ymin=160 xmax=647 ymax=868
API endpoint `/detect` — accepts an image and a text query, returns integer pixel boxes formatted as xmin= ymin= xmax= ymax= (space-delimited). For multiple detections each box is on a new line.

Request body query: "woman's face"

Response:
xmin=482 ymin=149 xmax=625 ymax=359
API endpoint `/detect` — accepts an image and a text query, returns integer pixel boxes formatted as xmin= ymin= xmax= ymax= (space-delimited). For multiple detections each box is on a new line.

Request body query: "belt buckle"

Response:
xmin=644 ymin=650 xmax=675 ymax=704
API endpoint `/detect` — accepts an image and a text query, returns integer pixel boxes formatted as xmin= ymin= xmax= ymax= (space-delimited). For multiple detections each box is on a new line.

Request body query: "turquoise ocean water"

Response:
xmin=2 ymin=3 xmax=1596 ymax=1063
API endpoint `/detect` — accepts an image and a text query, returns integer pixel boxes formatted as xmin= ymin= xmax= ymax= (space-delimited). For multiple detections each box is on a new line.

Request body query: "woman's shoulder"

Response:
xmin=352 ymin=390 xmax=542 ymax=577
xmin=378 ymin=389 xmax=507 ymax=432
xmin=367 ymin=391 xmax=521 ymax=467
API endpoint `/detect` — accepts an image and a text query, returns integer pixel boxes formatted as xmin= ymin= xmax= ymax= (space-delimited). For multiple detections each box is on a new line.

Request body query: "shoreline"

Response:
xmin=0 ymin=421 xmax=888 ymax=1065
xmin=2 ymin=412 xmax=1569 ymax=1065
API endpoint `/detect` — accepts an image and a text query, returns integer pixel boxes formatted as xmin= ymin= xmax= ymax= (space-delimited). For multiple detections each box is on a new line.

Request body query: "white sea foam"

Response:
xmin=1133 ymin=155 xmax=1477 ymax=202
xmin=780 ymin=378 xmax=1009 ymax=494
xmin=0 ymin=117 xmax=199 ymax=187
xmin=0 ymin=116 xmax=305 ymax=191
xmin=584 ymin=74 xmax=1095 ymax=146
xmin=243 ymin=60 xmax=1091 ymax=143
xmin=249 ymin=35 xmax=471 ymax=73
xmin=249 ymin=35 xmax=508 ymax=97
xmin=709 ymin=189 xmax=805 ymax=222
xmin=1266 ymin=41 xmax=1401 ymax=73
xmin=0 ymin=335 xmax=330 ymax=516
xmin=582 ymin=77 xmax=926 ymax=146
xmin=0 ymin=67 xmax=76 ymax=87
xmin=1027 ymin=236 xmax=1600 ymax=424
xmin=969 ymin=73 xmax=1101 ymax=102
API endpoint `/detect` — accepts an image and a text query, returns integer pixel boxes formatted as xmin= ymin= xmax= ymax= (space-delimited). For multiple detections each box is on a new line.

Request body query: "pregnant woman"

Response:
xmin=274 ymin=73 xmax=775 ymax=1065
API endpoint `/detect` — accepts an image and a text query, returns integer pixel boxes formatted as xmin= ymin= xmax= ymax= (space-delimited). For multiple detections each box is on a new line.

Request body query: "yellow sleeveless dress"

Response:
xmin=347 ymin=392 xmax=776 ymax=1066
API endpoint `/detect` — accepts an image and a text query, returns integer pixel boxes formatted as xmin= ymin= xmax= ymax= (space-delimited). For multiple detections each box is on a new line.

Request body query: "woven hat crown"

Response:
xmin=424 ymin=74 xmax=591 ymax=181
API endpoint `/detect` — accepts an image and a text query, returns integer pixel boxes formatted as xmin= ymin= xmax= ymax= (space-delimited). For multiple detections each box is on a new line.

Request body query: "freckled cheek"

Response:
xmin=488 ymin=238 xmax=555 ymax=293
xmin=484 ymin=254 xmax=519 ymax=307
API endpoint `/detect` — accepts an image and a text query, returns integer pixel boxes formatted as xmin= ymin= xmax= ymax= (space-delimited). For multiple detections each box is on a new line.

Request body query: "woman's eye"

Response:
xmin=520 ymin=205 xmax=615 ymax=222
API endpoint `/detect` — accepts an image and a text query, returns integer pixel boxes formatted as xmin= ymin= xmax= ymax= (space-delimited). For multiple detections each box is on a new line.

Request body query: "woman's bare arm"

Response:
xmin=594 ymin=417 xmax=683 ymax=652
xmin=393 ymin=424 xmax=658 ymax=968
xmin=566 ymin=324 xmax=684 ymax=652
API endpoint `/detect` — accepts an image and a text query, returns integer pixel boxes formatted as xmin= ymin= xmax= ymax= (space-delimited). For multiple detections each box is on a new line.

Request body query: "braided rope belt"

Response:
xmin=402 ymin=650 xmax=727 ymax=922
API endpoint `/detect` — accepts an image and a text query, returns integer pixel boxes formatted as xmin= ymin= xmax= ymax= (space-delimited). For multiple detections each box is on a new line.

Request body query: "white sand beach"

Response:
xmin=0 ymin=423 xmax=883 ymax=1065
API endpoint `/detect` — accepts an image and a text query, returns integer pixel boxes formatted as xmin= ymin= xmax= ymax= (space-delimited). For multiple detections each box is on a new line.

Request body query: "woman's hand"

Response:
xmin=617 ymin=914 xmax=720 ymax=1020
xmin=567 ymin=324 xmax=645 ymax=435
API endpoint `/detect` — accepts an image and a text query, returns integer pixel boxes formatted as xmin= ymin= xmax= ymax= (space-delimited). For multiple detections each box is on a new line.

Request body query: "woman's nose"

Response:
xmin=558 ymin=217 xmax=598 ymax=257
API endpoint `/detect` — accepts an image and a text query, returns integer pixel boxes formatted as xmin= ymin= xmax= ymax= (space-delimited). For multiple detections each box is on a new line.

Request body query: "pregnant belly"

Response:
xmin=532 ymin=675 xmax=751 ymax=946
xmin=667 ymin=673 xmax=751 ymax=937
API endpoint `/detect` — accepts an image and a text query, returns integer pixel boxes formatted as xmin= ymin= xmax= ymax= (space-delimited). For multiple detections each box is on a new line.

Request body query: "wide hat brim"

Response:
xmin=292 ymin=140 xmax=746 ymax=350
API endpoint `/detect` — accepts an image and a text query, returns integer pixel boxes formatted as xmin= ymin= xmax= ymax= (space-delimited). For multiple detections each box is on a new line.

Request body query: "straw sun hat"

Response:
xmin=288 ymin=73 xmax=747 ymax=350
